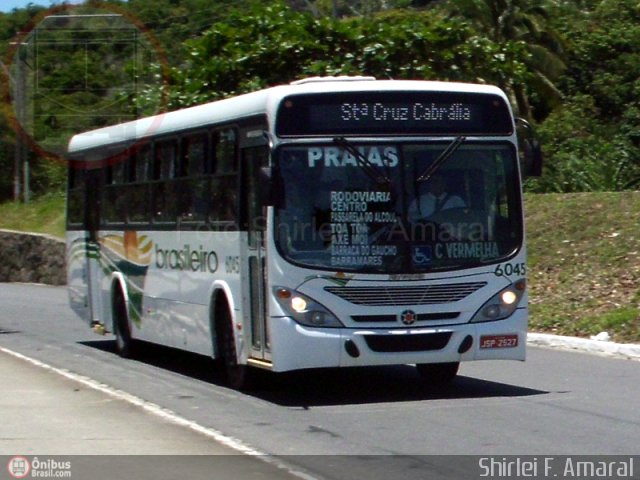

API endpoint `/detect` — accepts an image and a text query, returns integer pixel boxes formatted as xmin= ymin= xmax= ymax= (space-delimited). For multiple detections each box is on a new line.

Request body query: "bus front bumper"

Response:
xmin=268 ymin=309 xmax=527 ymax=372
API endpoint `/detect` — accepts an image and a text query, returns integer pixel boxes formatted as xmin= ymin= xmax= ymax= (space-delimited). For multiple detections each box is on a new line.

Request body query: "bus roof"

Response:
xmin=67 ymin=78 xmax=509 ymax=156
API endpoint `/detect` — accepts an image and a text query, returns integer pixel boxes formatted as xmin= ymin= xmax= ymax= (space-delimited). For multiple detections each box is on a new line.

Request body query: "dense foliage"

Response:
xmin=0 ymin=0 xmax=639 ymax=200
xmin=530 ymin=0 xmax=640 ymax=192
xmin=163 ymin=3 xmax=528 ymax=107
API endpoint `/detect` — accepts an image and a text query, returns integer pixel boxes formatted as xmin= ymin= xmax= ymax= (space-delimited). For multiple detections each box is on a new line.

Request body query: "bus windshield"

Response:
xmin=274 ymin=141 xmax=522 ymax=273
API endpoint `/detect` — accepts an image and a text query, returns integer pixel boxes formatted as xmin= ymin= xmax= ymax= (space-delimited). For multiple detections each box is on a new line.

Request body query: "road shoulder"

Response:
xmin=527 ymin=332 xmax=640 ymax=361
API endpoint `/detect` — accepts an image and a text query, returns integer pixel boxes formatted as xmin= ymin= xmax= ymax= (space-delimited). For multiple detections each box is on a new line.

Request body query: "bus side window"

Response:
xmin=206 ymin=128 xmax=238 ymax=229
xmin=180 ymin=133 xmax=208 ymax=177
xmin=215 ymin=128 xmax=237 ymax=174
xmin=128 ymin=150 xmax=138 ymax=183
xmin=129 ymin=146 xmax=148 ymax=183
xmin=128 ymin=146 xmax=152 ymax=224
xmin=102 ymin=151 xmax=127 ymax=225
xmin=154 ymin=140 xmax=176 ymax=180
xmin=111 ymin=155 xmax=126 ymax=184
xmin=153 ymin=140 xmax=178 ymax=223
xmin=178 ymin=133 xmax=209 ymax=222
xmin=209 ymin=176 xmax=237 ymax=228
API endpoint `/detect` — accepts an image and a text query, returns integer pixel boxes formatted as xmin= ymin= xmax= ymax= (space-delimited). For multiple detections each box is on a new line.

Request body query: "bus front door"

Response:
xmin=242 ymin=145 xmax=271 ymax=364
xmin=85 ymin=169 xmax=103 ymax=327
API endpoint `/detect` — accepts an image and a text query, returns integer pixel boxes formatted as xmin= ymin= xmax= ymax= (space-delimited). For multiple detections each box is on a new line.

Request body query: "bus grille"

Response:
xmin=324 ymin=282 xmax=486 ymax=306
xmin=351 ymin=312 xmax=461 ymax=323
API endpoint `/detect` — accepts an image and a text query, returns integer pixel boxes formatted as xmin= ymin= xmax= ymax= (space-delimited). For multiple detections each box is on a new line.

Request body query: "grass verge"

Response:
xmin=0 ymin=193 xmax=66 ymax=239
xmin=525 ymin=192 xmax=640 ymax=344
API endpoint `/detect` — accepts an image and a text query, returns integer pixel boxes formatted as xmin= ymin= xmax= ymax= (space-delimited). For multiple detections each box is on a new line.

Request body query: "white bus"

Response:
xmin=66 ymin=77 xmax=542 ymax=389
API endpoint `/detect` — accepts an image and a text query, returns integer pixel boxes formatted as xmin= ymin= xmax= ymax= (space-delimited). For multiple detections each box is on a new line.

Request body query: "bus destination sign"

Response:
xmin=276 ymin=91 xmax=513 ymax=136
xmin=335 ymin=101 xmax=472 ymax=123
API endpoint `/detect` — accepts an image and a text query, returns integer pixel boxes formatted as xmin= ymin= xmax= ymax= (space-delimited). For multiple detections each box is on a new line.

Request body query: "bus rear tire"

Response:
xmin=113 ymin=288 xmax=136 ymax=358
xmin=216 ymin=299 xmax=253 ymax=390
xmin=416 ymin=362 xmax=459 ymax=385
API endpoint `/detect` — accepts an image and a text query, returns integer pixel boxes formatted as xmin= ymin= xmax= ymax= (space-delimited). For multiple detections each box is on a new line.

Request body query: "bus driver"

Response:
xmin=407 ymin=173 xmax=465 ymax=223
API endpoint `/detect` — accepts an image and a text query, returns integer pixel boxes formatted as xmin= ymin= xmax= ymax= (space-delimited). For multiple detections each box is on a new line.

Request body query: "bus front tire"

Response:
xmin=216 ymin=300 xmax=253 ymax=390
xmin=416 ymin=362 xmax=459 ymax=385
xmin=113 ymin=288 xmax=136 ymax=358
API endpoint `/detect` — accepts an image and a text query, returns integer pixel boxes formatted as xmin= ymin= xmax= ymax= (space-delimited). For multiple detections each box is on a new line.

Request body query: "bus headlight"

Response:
xmin=274 ymin=287 xmax=344 ymax=328
xmin=470 ymin=279 xmax=526 ymax=323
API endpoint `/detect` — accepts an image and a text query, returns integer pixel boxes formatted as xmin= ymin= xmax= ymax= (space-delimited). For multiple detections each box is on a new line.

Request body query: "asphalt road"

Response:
xmin=1 ymin=283 xmax=638 ymax=479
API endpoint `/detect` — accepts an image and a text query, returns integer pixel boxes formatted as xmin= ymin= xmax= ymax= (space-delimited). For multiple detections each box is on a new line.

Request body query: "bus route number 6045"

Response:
xmin=494 ymin=262 xmax=526 ymax=277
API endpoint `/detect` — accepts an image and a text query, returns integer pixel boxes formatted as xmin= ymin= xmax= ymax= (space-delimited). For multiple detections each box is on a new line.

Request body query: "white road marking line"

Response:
xmin=0 ymin=346 xmax=323 ymax=480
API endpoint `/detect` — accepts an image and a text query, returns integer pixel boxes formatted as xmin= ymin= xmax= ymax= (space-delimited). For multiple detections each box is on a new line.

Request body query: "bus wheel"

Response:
xmin=416 ymin=362 xmax=459 ymax=385
xmin=216 ymin=300 xmax=253 ymax=390
xmin=113 ymin=288 xmax=136 ymax=358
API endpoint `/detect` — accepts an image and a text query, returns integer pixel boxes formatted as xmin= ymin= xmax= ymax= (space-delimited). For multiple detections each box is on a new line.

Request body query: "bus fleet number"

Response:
xmin=494 ymin=262 xmax=526 ymax=277
xmin=225 ymin=256 xmax=240 ymax=274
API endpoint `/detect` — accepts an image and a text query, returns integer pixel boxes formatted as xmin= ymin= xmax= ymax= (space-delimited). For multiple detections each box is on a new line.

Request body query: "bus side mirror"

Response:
xmin=523 ymin=137 xmax=543 ymax=177
xmin=517 ymin=118 xmax=543 ymax=178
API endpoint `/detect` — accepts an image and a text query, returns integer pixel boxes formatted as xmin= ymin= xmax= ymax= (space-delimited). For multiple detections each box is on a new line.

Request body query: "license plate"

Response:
xmin=479 ymin=334 xmax=519 ymax=349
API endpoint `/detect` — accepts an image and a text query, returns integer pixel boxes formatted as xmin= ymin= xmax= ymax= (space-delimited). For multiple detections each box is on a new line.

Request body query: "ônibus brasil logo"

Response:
xmin=7 ymin=456 xmax=72 ymax=478
xmin=7 ymin=456 xmax=30 ymax=479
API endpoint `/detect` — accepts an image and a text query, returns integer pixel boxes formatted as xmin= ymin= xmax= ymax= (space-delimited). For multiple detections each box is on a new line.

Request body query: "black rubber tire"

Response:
xmin=216 ymin=300 xmax=253 ymax=390
xmin=416 ymin=362 xmax=459 ymax=385
xmin=113 ymin=288 xmax=136 ymax=358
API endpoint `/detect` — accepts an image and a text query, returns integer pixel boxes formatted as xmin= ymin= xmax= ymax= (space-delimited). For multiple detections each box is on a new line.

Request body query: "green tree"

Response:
xmin=163 ymin=1 xmax=529 ymax=109
xmin=124 ymin=0 xmax=243 ymax=62
xmin=561 ymin=1 xmax=640 ymax=121
xmin=530 ymin=95 xmax=640 ymax=193
xmin=448 ymin=0 xmax=566 ymax=121
xmin=293 ymin=0 xmax=411 ymax=18
xmin=337 ymin=8 xmax=529 ymax=84
xmin=165 ymin=2 xmax=333 ymax=107
xmin=533 ymin=0 xmax=640 ymax=192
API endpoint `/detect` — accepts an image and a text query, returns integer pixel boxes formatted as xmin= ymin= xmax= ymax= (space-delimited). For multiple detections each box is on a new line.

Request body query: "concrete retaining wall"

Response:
xmin=0 ymin=230 xmax=66 ymax=285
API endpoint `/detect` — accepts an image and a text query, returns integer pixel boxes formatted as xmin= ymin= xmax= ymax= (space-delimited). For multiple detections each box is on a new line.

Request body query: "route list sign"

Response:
xmin=328 ymin=190 xmax=398 ymax=267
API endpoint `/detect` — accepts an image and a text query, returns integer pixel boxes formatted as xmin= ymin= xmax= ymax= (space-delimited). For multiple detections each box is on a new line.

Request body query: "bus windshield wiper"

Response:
xmin=333 ymin=137 xmax=391 ymax=186
xmin=417 ymin=136 xmax=466 ymax=183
